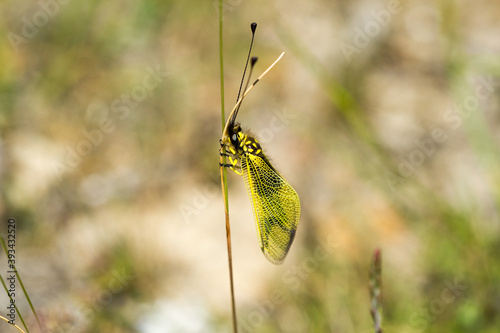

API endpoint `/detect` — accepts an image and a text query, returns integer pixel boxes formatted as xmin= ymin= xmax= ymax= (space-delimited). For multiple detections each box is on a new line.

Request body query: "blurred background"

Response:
xmin=1 ymin=0 xmax=500 ymax=332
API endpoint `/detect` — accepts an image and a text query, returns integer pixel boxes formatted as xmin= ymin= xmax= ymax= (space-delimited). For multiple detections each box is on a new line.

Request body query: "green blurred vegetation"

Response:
xmin=1 ymin=0 xmax=499 ymax=332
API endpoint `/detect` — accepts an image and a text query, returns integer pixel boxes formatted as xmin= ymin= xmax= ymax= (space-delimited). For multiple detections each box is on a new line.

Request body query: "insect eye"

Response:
xmin=232 ymin=134 xmax=237 ymax=142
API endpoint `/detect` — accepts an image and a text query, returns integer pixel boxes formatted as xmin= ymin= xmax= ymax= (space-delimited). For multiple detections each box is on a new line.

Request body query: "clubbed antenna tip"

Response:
xmin=251 ymin=22 xmax=257 ymax=33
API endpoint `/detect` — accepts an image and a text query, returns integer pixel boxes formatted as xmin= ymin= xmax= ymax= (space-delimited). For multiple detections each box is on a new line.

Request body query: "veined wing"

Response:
xmin=241 ymin=153 xmax=300 ymax=264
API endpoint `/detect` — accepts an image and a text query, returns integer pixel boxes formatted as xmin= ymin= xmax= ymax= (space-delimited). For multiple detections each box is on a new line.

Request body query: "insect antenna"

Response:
xmin=222 ymin=52 xmax=285 ymax=139
xmin=236 ymin=22 xmax=257 ymax=103
xmin=230 ymin=57 xmax=258 ymax=129
xmin=230 ymin=23 xmax=259 ymax=130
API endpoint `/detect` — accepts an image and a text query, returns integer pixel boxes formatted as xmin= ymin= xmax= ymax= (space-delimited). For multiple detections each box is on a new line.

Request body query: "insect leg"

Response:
xmin=220 ymin=155 xmax=243 ymax=175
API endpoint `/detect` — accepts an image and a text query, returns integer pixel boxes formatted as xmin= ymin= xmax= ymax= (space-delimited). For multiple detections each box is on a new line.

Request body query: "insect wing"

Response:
xmin=241 ymin=153 xmax=300 ymax=264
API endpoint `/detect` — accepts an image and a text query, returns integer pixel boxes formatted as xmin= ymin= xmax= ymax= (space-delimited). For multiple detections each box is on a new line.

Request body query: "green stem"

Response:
xmin=218 ymin=1 xmax=238 ymax=332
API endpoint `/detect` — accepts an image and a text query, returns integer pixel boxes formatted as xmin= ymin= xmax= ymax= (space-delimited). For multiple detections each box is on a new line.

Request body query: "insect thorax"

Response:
xmin=223 ymin=123 xmax=279 ymax=175
xmin=238 ymin=132 xmax=263 ymax=156
xmin=225 ymin=123 xmax=262 ymax=157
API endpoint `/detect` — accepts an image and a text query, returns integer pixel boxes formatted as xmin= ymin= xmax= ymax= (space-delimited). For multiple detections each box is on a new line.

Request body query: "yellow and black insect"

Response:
xmin=220 ymin=23 xmax=300 ymax=265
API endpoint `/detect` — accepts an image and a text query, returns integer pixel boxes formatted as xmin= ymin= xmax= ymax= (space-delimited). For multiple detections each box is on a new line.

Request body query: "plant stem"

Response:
xmin=218 ymin=1 xmax=238 ymax=332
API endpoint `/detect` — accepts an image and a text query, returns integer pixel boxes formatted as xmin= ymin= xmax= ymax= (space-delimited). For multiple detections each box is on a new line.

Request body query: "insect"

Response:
xmin=220 ymin=23 xmax=300 ymax=265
